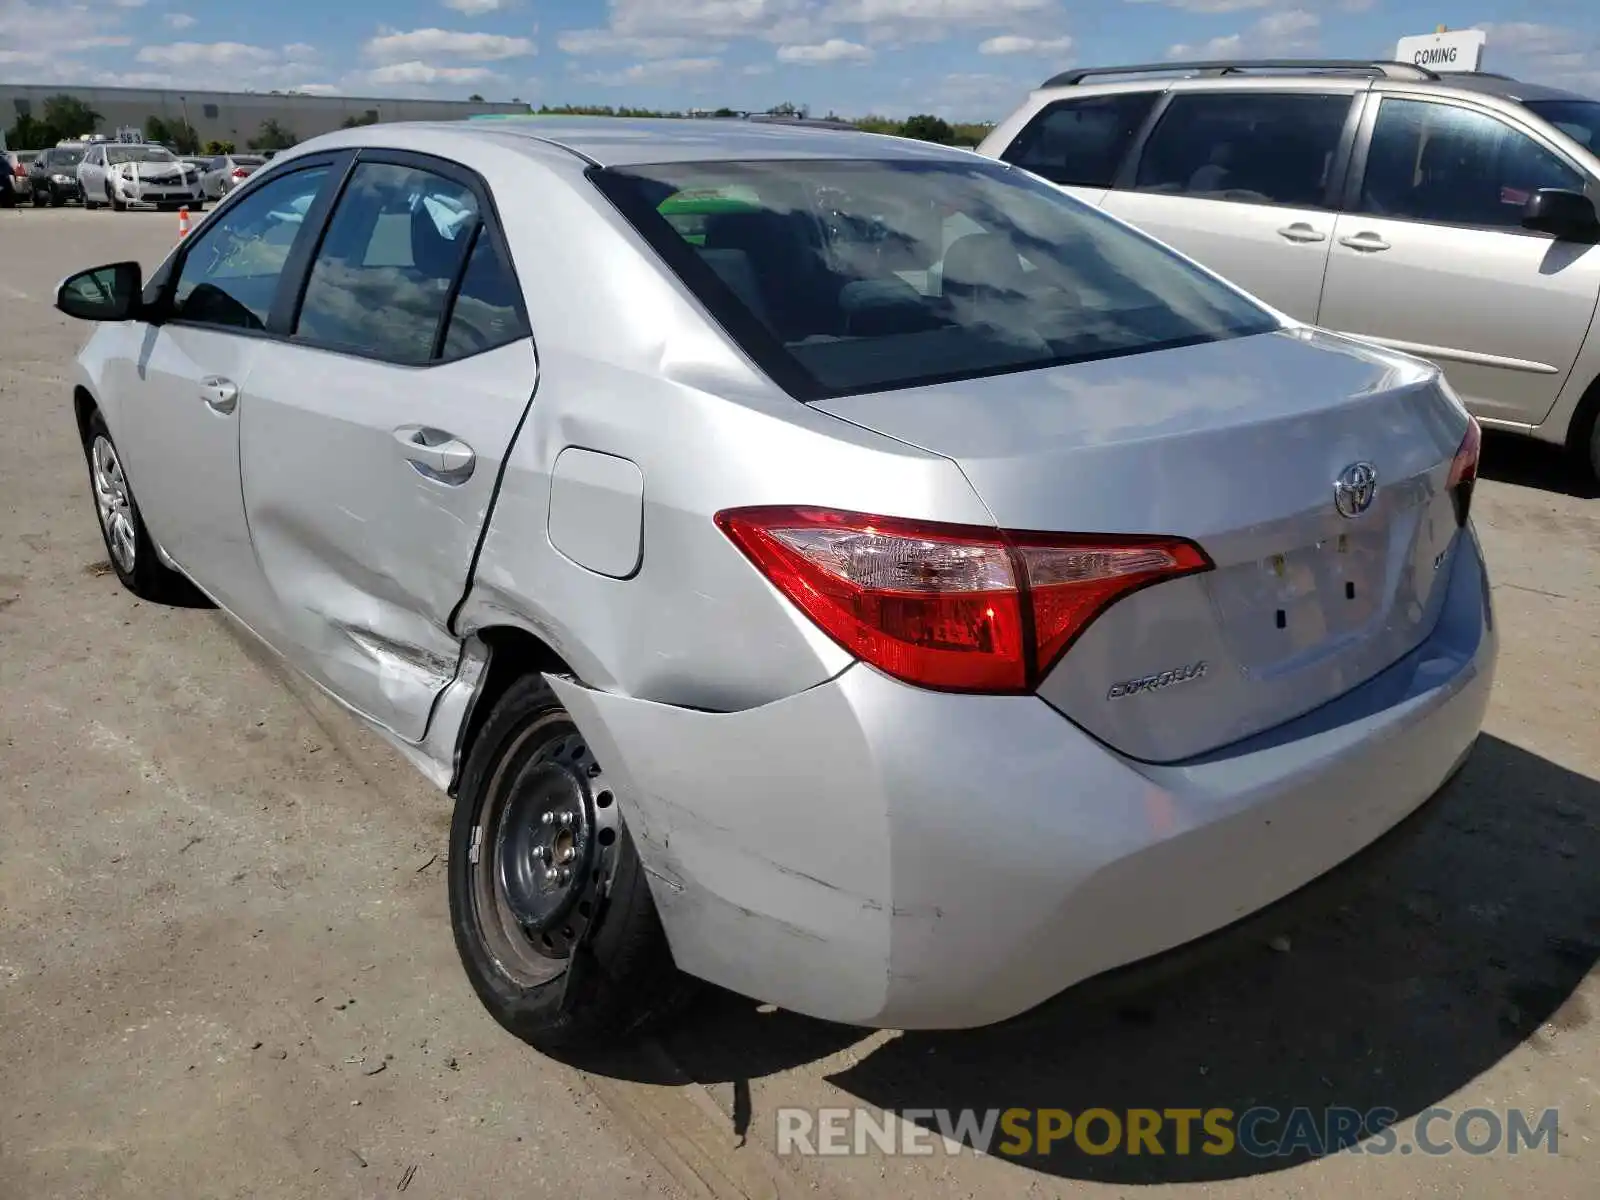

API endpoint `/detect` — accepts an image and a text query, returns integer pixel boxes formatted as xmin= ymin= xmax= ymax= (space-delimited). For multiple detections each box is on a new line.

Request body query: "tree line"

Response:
xmin=7 ymin=93 xmax=993 ymax=155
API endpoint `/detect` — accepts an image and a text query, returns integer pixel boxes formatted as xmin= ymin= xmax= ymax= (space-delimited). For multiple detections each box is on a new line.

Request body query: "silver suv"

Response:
xmin=981 ymin=58 xmax=1600 ymax=481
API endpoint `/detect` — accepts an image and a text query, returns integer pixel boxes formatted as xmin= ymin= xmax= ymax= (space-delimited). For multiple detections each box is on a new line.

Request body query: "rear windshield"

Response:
xmin=235 ymin=155 xmax=266 ymax=166
xmin=1524 ymin=100 xmax=1600 ymax=152
xmin=593 ymin=157 xmax=1277 ymax=400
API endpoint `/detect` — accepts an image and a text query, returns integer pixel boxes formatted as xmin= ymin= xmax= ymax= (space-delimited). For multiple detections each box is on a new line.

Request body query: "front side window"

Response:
xmin=595 ymin=158 xmax=1277 ymax=399
xmin=1135 ymin=92 xmax=1353 ymax=208
xmin=171 ymin=166 xmax=331 ymax=330
xmin=1359 ymin=98 xmax=1586 ymax=230
xmin=1001 ymin=92 xmax=1159 ymax=188
xmin=293 ymin=161 xmax=479 ymax=364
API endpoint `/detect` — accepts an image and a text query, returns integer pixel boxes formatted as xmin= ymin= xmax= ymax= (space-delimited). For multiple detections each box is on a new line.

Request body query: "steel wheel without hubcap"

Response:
xmin=469 ymin=715 xmax=621 ymax=988
xmin=91 ymin=435 xmax=137 ymax=575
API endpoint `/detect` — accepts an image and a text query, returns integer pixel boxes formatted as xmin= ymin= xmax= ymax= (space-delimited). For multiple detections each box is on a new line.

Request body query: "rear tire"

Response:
xmin=82 ymin=409 xmax=202 ymax=604
xmin=448 ymin=675 xmax=693 ymax=1052
xmin=50 ymin=187 xmax=65 ymax=208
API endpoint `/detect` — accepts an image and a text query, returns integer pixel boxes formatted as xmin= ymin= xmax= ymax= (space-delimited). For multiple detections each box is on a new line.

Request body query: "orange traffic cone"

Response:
xmin=177 ymin=206 xmax=191 ymax=239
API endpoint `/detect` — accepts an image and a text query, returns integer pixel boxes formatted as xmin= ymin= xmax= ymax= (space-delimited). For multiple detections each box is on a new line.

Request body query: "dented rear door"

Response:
xmin=239 ymin=152 xmax=535 ymax=742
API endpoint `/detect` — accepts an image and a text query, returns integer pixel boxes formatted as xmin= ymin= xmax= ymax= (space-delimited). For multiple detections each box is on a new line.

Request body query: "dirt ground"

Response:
xmin=1 ymin=205 xmax=1597 ymax=1200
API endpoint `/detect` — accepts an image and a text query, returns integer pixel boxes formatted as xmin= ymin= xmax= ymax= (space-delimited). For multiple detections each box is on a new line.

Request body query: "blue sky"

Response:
xmin=4 ymin=0 xmax=1600 ymax=121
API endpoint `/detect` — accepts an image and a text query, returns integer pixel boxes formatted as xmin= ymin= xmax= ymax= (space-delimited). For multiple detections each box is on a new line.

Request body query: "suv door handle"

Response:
xmin=1338 ymin=232 xmax=1392 ymax=252
xmin=1277 ymin=223 xmax=1327 ymax=244
xmin=199 ymin=376 xmax=238 ymax=414
xmin=394 ymin=425 xmax=475 ymax=482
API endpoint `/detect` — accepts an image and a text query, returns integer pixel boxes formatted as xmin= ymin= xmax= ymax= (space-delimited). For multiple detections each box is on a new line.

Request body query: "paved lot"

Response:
xmin=2 ymin=204 xmax=1598 ymax=1200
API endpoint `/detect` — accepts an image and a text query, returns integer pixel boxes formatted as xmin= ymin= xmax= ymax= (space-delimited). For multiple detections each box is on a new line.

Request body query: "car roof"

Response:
xmin=1416 ymin=73 xmax=1594 ymax=104
xmin=363 ymin=116 xmax=974 ymax=168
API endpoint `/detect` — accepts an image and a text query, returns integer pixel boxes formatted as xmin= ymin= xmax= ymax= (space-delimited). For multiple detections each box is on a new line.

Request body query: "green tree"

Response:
xmin=248 ymin=119 xmax=298 ymax=151
xmin=339 ymin=109 xmax=379 ymax=129
xmin=203 ymin=139 xmax=236 ymax=155
xmin=41 ymin=94 xmax=101 ymax=140
xmin=144 ymin=115 xmax=172 ymax=144
xmin=5 ymin=112 xmax=55 ymax=150
xmin=145 ymin=115 xmax=200 ymax=153
xmin=467 ymin=93 xmax=486 ymax=102
xmin=898 ymin=113 xmax=955 ymax=145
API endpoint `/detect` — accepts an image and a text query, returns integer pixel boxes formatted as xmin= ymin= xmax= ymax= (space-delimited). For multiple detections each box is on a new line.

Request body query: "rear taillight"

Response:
xmin=231 ymin=167 xmax=248 ymax=179
xmin=1447 ymin=417 xmax=1481 ymax=527
xmin=11 ymin=162 xmax=25 ymax=179
xmin=715 ymin=506 xmax=1211 ymax=693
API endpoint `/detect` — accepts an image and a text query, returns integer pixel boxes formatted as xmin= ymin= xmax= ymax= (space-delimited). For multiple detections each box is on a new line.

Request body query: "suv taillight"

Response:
xmin=715 ymin=506 xmax=1211 ymax=693
xmin=1447 ymin=418 xmax=1481 ymax=527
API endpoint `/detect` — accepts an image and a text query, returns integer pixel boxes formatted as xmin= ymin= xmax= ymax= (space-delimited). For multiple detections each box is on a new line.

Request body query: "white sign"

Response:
xmin=1395 ymin=29 xmax=1487 ymax=73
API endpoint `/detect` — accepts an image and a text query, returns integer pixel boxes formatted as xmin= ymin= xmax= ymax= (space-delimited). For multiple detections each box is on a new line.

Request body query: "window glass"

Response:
xmin=441 ymin=232 xmax=524 ymax=359
xmin=1135 ymin=92 xmax=1352 ymax=207
xmin=171 ymin=166 xmax=330 ymax=330
xmin=107 ymin=145 xmax=176 ymax=165
xmin=294 ymin=161 xmax=479 ymax=363
xmin=1524 ymin=100 xmax=1600 ymax=152
xmin=1001 ymin=92 xmax=1158 ymax=188
xmin=1359 ymin=99 xmax=1585 ymax=229
xmin=594 ymin=158 xmax=1277 ymax=400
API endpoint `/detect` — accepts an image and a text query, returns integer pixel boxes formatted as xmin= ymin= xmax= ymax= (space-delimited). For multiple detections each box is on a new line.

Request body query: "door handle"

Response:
xmin=199 ymin=375 xmax=238 ymax=414
xmin=1277 ymin=223 xmax=1327 ymax=244
xmin=1338 ymin=232 xmax=1392 ymax=253
xmin=394 ymin=425 xmax=475 ymax=482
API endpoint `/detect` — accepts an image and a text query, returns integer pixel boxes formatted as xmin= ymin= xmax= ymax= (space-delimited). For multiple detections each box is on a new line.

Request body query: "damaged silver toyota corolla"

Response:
xmin=58 ymin=117 xmax=1495 ymax=1051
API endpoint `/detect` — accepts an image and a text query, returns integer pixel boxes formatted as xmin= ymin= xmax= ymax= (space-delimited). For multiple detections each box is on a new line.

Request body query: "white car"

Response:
xmin=78 ymin=142 xmax=204 ymax=212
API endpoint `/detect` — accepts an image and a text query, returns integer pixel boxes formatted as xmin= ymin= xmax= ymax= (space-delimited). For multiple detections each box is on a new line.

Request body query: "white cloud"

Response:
xmin=293 ymin=82 xmax=343 ymax=96
xmin=282 ymin=42 xmax=318 ymax=60
xmin=1473 ymin=23 xmax=1600 ymax=93
xmin=609 ymin=0 xmax=830 ymax=46
xmin=557 ymin=29 xmax=710 ymax=58
xmin=1167 ymin=8 xmax=1318 ymax=59
xmin=364 ymin=60 xmax=502 ymax=85
xmin=1127 ymin=0 xmax=1273 ymax=12
xmin=110 ymin=0 xmax=147 ymax=6
xmin=582 ymin=56 xmax=723 ymax=85
xmin=136 ymin=41 xmax=278 ymax=66
xmin=161 ymin=10 xmax=194 ymax=28
xmin=978 ymin=34 xmax=1073 ymax=55
xmin=443 ymin=0 xmax=506 ymax=11
xmin=363 ymin=28 xmax=536 ymax=62
xmin=777 ymin=37 xmax=873 ymax=63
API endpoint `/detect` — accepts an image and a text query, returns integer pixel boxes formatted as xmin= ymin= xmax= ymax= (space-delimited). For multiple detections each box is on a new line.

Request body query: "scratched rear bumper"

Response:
xmin=547 ymin=528 xmax=1494 ymax=1029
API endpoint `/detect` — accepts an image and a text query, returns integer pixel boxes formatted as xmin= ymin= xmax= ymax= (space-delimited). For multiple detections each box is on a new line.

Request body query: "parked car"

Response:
xmin=3 ymin=150 xmax=31 ymax=205
xmin=200 ymin=153 xmax=267 ymax=199
xmin=78 ymin=142 xmax=204 ymax=211
xmin=54 ymin=118 xmax=1494 ymax=1052
xmin=27 ymin=145 xmax=87 ymax=206
xmin=980 ymin=57 xmax=1600 ymax=481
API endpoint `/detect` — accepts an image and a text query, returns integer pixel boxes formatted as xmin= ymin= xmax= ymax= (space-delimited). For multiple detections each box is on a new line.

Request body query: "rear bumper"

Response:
xmin=550 ymin=526 xmax=1496 ymax=1029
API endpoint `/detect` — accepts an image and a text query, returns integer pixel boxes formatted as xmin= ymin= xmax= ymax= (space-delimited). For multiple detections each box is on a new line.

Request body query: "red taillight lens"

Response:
xmin=231 ymin=168 xmax=248 ymax=179
xmin=715 ymin=506 xmax=1211 ymax=693
xmin=11 ymin=162 xmax=25 ymax=179
xmin=1447 ymin=417 xmax=1481 ymax=527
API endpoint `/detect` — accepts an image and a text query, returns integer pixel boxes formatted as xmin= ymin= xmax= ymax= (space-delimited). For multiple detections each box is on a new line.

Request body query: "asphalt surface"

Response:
xmin=2 ymin=204 xmax=1598 ymax=1200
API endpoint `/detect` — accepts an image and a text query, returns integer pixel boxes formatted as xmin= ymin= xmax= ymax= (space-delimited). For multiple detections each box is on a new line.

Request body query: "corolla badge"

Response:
xmin=1333 ymin=462 xmax=1379 ymax=519
xmin=1107 ymin=660 xmax=1208 ymax=701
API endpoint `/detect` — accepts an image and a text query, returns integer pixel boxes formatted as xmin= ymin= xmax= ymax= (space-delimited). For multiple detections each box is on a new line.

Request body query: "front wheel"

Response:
xmin=50 ymin=187 xmax=66 ymax=208
xmin=108 ymin=184 xmax=125 ymax=212
xmin=82 ymin=410 xmax=200 ymax=603
xmin=448 ymin=675 xmax=692 ymax=1052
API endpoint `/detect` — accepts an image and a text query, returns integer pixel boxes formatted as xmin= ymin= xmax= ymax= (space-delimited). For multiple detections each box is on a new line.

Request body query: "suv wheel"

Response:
xmin=448 ymin=675 xmax=694 ymax=1052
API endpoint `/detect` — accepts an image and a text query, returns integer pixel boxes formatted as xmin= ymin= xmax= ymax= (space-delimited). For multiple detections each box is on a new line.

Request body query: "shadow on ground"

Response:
xmin=575 ymin=734 xmax=1600 ymax=1184
xmin=1480 ymin=430 xmax=1598 ymax=499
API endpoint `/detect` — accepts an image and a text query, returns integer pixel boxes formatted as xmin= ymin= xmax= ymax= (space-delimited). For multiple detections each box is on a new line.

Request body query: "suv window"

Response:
xmin=294 ymin=161 xmax=479 ymax=364
xmin=1001 ymin=92 xmax=1158 ymax=188
xmin=171 ymin=166 xmax=331 ymax=330
xmin=1358 ymin=98 xmax=1585 ymax=230
xmin=1135 ymin=92 xmax=1353 ymax=208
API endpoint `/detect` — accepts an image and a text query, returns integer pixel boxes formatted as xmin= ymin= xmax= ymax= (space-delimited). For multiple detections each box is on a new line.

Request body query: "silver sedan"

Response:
xmin=54 ymin=117 xmax=1494 ymax=1052
xmin=199 ymin=153 xmax=267 ymax=200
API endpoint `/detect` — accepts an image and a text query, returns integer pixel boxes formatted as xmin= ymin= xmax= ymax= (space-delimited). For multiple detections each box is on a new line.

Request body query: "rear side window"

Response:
xmin=1001 ymin=92 xmax=1158 ymax=188
xmin=1135 ymin=92 xmax=1353 ymax=208
xmin=294 ymin=161 xmax=479 ymax=364
xmin=594 ymin=158 xmax=1277 ymax=401
xmin=441 ymin=233 xmax=525 ymax=359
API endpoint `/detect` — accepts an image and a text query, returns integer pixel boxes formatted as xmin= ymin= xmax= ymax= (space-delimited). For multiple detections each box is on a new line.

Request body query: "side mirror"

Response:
xmin=1522 ymin=188 xmax=1600 ymax=239
xmin=55 ymin=262 xmax=143 ymax=322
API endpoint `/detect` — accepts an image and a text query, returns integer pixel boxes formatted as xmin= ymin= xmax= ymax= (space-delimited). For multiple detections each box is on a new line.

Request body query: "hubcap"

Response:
xmin=91 ymin=435 xmax=137 ymax=574
xmin=473 ymin=720 xmax=622 ymax=987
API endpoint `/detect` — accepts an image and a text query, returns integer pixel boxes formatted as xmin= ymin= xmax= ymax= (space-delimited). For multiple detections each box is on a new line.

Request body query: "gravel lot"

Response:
xmin=2 ymin=204 xmax=1598 ymax=1200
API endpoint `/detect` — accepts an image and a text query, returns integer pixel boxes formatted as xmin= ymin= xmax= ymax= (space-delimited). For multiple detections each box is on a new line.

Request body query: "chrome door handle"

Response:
xmin=1277 ymin=223 xmax=1327 ymax=244
xmin=394 ymin=425 xmax=475 ymax=482
xmin=199 ymin=375 xmax=238 ymax=414
xmin=1338 ymin=233 xmax=1392 ymax=252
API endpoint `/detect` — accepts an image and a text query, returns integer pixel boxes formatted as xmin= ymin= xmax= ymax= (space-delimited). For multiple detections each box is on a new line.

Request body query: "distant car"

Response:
xmin=3 ymin=151 xmax=31 ymax=205
xmin=200 ymin=153 xmax=267 ymax=200
xmin=28 ymin=145 xmax=87 ymax=206
xmin=78 ymin=142 xmax=204 ymax=212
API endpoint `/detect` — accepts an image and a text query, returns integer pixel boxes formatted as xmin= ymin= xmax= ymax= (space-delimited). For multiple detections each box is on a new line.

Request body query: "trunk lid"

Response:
xmin=811 ymin=328 xmax=1472 ymax=762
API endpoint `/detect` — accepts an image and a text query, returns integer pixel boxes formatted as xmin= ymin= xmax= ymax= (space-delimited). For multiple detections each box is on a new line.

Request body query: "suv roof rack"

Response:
xmin=1040 ymin=58 xmax=1440 ymax=89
